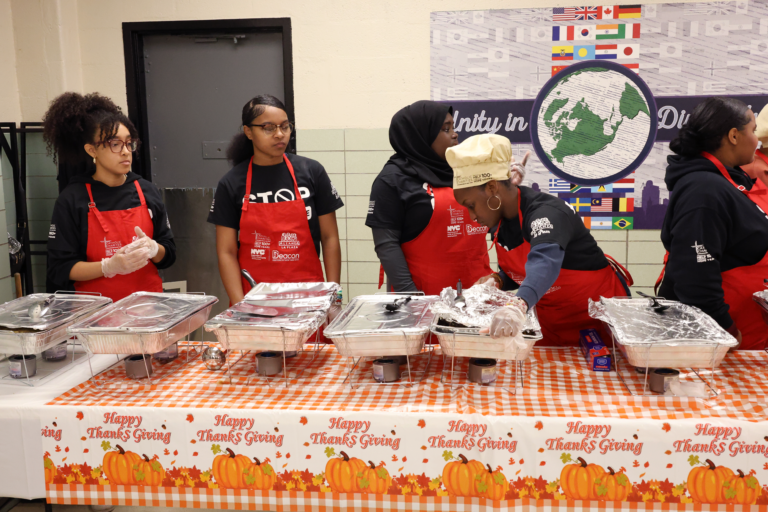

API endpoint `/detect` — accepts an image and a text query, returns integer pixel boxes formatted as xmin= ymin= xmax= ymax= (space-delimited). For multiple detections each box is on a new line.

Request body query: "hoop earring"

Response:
xmin=93 ymin=157 xmax=96 ymax=164
xmin=487 ymin=195 xmax=501 ymax=211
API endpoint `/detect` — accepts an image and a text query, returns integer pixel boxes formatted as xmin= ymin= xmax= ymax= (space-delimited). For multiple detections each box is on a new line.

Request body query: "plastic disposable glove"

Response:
xmin=510 ymin=150 xmax=530 ymax=186
xmin=327 ymin=304 xmax=342 ymax=322
xmin=482 ymin=297 xmax=528 ymax=338
xmin=101 ymin=246 xmax=151 ymax=278
xmin=124 ymin=226 xmax=159 ymax=259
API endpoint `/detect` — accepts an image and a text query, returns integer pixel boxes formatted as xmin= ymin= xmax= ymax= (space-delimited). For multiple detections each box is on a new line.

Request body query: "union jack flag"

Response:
xmin=553 ymin=6 xmax=600 ymax=21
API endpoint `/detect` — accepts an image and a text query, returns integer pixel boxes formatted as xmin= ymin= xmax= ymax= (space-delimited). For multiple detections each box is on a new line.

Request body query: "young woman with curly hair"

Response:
xmin=43 ymin=92 xmax=175 ymax=301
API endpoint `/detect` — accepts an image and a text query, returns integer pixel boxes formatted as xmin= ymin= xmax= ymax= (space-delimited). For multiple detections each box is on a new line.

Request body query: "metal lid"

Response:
xmin=243 ymin=282 xmax=339 ymax=312
xmin=588 ymin=297 xmax=738 ymax=346
xmin=0 ymin=292 xmax=112 ymax=331
xmin=325 ymin=295 xmax=438 ymax=337
xmin=68 ymin=292 xmax=217 ymax=334
xmin=205 ymin=301 xmax=325 ymax=332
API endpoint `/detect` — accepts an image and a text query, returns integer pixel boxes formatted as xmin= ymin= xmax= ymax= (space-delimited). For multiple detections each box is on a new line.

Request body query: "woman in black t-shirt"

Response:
xmin=207 ymin=95 xmax=343 ymax=305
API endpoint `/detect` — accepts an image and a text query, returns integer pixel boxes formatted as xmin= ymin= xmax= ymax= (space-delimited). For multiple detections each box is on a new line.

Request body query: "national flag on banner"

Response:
xmin=591 ymin=184 xmax=613 ymax=193
xmin=569 ymin=197 xmax=592 ymax=212
xmin=548 ymin=178 xmax=571 ymax=192
xmin=553 ymin=6 xmax=601 ymax=21
xmin=575 ymin=25 xmax=596 ymax=40
xmin=581 ymin=216 xmax=592 ymax=229
xmin=551 ymin=65 xmax=569 ymax=76
xmin=574 ymin=44 xmax=596 ymax=60
xmin=599 ymin=5 xmax=642 ymax=19
xmin=613 ymin=217 xmax=634 ymax=230
xmin=552 ymin=45 xmax=574 ymax=60
xmin=591 ymin=197 xmax=613 ymax=212
xmin=611 ymin=197 xmax=635 ymax=212
xmin=552 ymin=25 xmax=574 ymax=41
xmin=622 ymin=63 xmax=640 ymax=73
xmin=613 ymin=178 xmax=635 ymax=191
xmin=570 ymin=183 xmax=586 ymax=192
xmin=617 ymin=43 xmax=639 ymax=59
xmin=595 ymin=44 xmax=618 ymax=59
xmin=596 ymin=23 xmax=641 ymax=40
xmin=591 ymin=217 xmax=613 ymax=229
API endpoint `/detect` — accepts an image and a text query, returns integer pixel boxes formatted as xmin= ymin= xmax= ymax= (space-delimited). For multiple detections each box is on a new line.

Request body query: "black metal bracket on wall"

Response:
xmin=0 ymin=122 xmax=43 ymax=294
xmin=122 ymin=17 xmax=295 ymax=182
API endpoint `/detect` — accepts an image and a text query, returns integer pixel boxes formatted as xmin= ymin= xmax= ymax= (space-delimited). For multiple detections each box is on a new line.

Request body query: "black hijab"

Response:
xmin=387 ymin=100 xmax=454 ymax=188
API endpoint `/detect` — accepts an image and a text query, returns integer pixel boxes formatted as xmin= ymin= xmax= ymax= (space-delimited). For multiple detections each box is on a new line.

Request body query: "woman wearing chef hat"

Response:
xmin=365 ymin=100 xmax=492 ymax=295
xmin=208 ymin=95 xmax=343 ymax=305
xmin=656 ymin=97 xmax=768 ymax=350
xmin=44 ymin=92 xmax=175 ymax=302
xmin=738 ymin=103 xmax=768 ymax=189
xmin=448 ymin=134 xmax=632 ymax=346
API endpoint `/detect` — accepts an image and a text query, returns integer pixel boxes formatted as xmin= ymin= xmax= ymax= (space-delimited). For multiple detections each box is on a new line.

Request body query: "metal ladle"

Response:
xmin=241 ymin=269 xmax=257 ymax=289
xmin=636 ymin=291 xmax=670 ymax=314
xmin=28 ymin=296 xmax=53 ymax=321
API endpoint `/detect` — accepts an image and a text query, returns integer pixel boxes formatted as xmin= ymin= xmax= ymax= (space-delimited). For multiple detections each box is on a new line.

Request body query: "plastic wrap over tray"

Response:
xmin=588 ymin=297 xmax=737 ymax=368
xmin=0 ymin=292 xmax=112 ymax=354
xmin=753 ymin=291 xmax=768 ymax=326
xmin=205 ymin=302 xmax=326 ymax=352
xmin=68 ymin=292 xmax=217 ymax=355
xmin=325 ymin=295 xmax=438 ymax=357
xmin=244 ymin=282 xmax=340 ymax=313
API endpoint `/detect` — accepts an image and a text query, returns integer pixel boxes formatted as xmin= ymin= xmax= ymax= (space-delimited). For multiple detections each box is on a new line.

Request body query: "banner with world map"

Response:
xmin=431 ymin=0 xmax=768 ymax=229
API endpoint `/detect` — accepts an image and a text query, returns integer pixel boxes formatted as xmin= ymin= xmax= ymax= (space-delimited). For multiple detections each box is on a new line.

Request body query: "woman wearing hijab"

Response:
xmin=738 ymin=103 xmax=768 ymax=189
xmin=656 ymin=97 xmax=768 ymax=350
xmin=365 ymin=101 xmax=492 ymax=295
xmin=449 ymin=134 xmax=632 ymax=346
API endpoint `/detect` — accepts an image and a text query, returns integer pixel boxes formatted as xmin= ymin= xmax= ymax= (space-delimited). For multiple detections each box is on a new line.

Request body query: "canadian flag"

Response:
xmin=598 ymin=5 xmax=614 ymax=18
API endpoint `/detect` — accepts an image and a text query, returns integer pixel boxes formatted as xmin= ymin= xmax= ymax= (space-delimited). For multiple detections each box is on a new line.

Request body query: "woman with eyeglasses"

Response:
xmin=208 ymin=95 xmax=343 ymax=305
xmin=43 ymin=92 xmax=175 ymax=301
xmin=365 ymin=100 xmax=492 ymax=295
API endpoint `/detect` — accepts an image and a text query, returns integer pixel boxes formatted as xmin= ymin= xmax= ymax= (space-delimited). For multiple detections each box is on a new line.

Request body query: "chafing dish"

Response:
xmin=68 ymin=292 xmax=217 ymax=354
xmin=325 ymin=295 xmax=438 ymax=357
xmin=0 ymin=292 xmax=112 ymax=354
xmin=588 ymin=297 xmax=738 ymax=368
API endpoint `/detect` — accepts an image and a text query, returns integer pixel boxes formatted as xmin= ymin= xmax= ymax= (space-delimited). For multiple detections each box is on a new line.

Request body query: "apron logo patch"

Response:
xmin=272 ymin=250 xmax=300 ymax=262
xmin=331 ymin=183 xmax=340 ymax=199
xmin=447 ymin=205 xmax=464 ymax=224
xmin=531 ymin=217 xmax=554 ymax=238
xmin=48 ymin=224 xmax=56 ymax=239
xmin=692 ymin=241 xmax=714 ymax=263
xmin=252 ymin=231 xmax=271 ymax=249
xmin=279 ymin=232 xmax=300 ymax=250
xmin=250 ymin=248 xmax=267 ymax=260
xmin=101 ymin=237 xmax=122 ymax=257
xmin=466 ymin=224 xmax=488 ymax=235
xmin=368 ymin=201 xmax=375 ymax=215
xmin=447 ymin=224 xmax=463 ymax=238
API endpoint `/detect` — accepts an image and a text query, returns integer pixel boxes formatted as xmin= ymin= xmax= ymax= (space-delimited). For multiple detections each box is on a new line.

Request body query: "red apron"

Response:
xmin=378 ymin=185 xmax=492 ymax=295
xmin=494 ymin=194 xmax=631 ymax=347
xmin=238 ymin=155 xmax=325 ymax=291
xmin=655 ymin=152 xmax=768 ymax=350
xmin=75 ymin=181 xmax=163 ymax=302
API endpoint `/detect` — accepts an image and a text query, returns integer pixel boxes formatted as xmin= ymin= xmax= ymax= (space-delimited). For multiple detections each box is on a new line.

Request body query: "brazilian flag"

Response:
xmin=612 ymin=217 xmax=633 ymax=230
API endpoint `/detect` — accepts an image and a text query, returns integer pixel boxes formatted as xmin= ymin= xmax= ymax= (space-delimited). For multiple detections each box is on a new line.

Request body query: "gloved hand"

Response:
xmin=124 ymin=226 xmax=159 ymax=259
xmin=101 ymin=246 xmax=151 ymax=278
xmin=481 ymin=297 xmax=528 ymax=338
xmin=474 ymin=273 xmax=502 ymax=289
xmin=510 ymin=150 xmax=530 ymax=186
xmin=327 ymin=304 xmax=342 ymax=322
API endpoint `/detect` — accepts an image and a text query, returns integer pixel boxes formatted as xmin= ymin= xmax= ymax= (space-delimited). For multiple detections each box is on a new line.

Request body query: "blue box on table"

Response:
xmin=579 ymin=328 xmax=611 ymax=372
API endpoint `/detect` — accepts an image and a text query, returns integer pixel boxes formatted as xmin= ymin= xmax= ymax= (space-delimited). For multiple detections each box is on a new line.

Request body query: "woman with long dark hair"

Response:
xmin=656 ymin=97 xmax=768 ymax=349
xmin=43 ymin=92 xmax=175 ymax=301
xmin=207 ymin=95 xmax=343 ymax=305
xmin=449 ymin=134 xmax=632 ymax=346
xmin=365 ymin=101 xmax=493 ymax=294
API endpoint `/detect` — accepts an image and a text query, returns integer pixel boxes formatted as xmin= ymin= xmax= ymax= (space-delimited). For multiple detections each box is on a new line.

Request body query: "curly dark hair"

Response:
xmin=226 ymin=94 xmax=288 ymax=165
xmin=42 ymin=92 xmax=139 ymax=166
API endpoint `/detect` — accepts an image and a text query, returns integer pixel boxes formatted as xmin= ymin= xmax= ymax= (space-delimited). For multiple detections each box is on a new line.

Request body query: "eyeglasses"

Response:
xmin=101 ymin=139 xmax=140 ymax=153
xmin=248 ymin=122 xmax=294 ymax=136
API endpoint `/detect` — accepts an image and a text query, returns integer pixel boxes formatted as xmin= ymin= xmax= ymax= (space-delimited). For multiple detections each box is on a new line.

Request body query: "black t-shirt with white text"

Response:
xmin=207 ymin=153 xmax=344 ymax=255
xmin=494 ymin=186 xmax=608 ymax=271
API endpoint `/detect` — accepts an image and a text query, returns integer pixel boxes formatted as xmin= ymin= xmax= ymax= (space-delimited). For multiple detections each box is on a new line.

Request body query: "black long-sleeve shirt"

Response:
xmin=47 ymin=172 xmax=176 ymax=288
xmin=659 ymin=155 xmax=768 ymax=330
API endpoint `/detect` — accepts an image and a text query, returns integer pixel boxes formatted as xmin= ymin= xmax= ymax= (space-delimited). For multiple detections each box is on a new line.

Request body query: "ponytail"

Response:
xmin=226 ymin=94 xmax=288 ymax=165
xmin=42 ymin=92 xmax=138 ymax=167
xmin=669 ymin=97 xmax=750 ymax=157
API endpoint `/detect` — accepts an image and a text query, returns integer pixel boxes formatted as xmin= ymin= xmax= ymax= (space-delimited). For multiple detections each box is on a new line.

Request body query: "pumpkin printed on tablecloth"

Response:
xmin=357 ymin=461 xmax=391 ymax=495
xmin=244 ymin=458 xmax=276 ymax=490
xmin=442 ymin=454 xmax=487 ymax=497
xmin=44 ymin=455 xmax=56 ymax=484
xmin=723 ymin=469 xmax=761 ymax=505
xmin=102 ymin=445 xmax=144 ymax=485
xmin=212 ymin=448 xmax=254 ymax=489
xmin=477 ymin=464 xmax=509 ymax=501
xmin=325 ymin=451 xmax=367 ymax=493
xmin=134 ymin=455 xmax=165 ymax=487
xmin=594 ymin=466 xmax=632 ymax=501
xmin=687 ymin=458 xmax=734 ymax=503
xmin=559 ymin=456 xmax=604 ymax=500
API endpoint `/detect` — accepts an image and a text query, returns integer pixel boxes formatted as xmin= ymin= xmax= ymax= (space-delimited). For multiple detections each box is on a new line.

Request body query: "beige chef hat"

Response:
xmin=446 ymin=134 xmax=512 ymax=189
xmin=757 ymin=104 xmax=768 ymax=139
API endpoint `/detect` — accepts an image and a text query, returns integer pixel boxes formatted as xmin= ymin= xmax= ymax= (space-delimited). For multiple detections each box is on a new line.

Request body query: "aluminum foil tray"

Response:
xmin=244 ymin=282 xmax=340 ymax=314
xmin=205 ymin=302 xmax=326 ymax=352
xmin=325 ymin=295 xmax=438 ymax=357
xmin=753 ymin=291 xmax=768 ymax=326
xmin=68 ymin=292 xmax=217 ymax=355
xmin=0 ymin=292 xmax=112 ymax=354
xmin=589 ymin=297 xmax=737 ymax=368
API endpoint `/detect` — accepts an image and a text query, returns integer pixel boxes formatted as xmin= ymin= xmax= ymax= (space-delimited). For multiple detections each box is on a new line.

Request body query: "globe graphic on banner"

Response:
xmin=530 ymin=60 xmax=657 ymax=185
